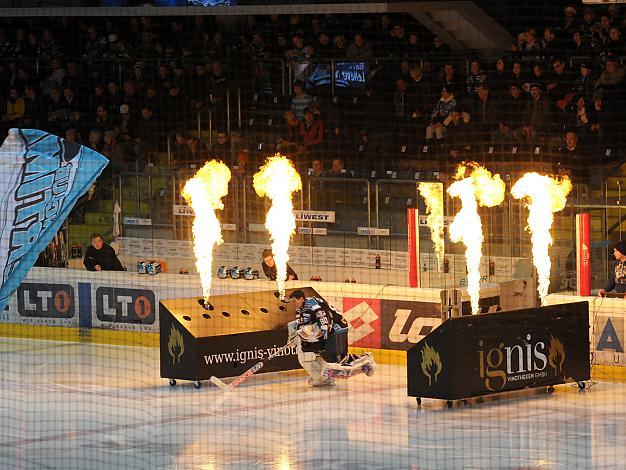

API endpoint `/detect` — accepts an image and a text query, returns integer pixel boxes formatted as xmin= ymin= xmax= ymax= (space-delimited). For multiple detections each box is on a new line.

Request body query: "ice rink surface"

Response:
xmin=0 ymin=338 xmax=624 ymax=470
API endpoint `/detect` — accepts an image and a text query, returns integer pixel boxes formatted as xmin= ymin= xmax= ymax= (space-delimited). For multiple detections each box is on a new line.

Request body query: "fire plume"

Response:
xmin=182 ymin=160 xmax=231 ymax=302
xmin=253 ymin=155 xmax=302 ymax=298
xmin=511 ymin=173 xmax=572 ymax=305
xmin=418 ymin=182 xmax=445 ymax=271
xmin=448 ymin=163 xmax=505 ymax=315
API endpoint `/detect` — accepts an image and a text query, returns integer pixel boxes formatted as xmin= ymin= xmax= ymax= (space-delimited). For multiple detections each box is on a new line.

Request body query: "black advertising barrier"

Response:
xmin=407 ymin=302 xmax=590 ymax=403
xmin=160 ymin=287 xmax=346 ymax=387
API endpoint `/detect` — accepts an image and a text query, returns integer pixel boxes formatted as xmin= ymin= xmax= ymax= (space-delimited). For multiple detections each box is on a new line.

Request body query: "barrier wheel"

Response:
xmin=169 ymin=379 xmax=176 ymax=387
xmin=416 ymin=397 xmax=421 ymax=407
xmin=194 ymin=381 xmax=202 ymax=389
xmin=446 ymin=400 xmax=453 ymax=409
xmin=578 ymin=381 xmax=586 ymax=390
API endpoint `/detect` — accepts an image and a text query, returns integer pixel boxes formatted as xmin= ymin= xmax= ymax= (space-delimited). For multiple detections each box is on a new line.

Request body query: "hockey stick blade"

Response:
xmin=209 ymin=376 xmax=232 ymax=392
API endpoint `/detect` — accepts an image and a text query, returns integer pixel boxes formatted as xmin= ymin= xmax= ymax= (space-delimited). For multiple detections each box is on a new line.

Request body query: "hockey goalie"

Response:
xmin=288 ymin=290 xmax=376 ymax=387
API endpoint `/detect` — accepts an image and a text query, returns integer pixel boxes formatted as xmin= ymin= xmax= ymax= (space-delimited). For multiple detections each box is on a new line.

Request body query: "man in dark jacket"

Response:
xmin=261 ymin=248 xmax=298 ymax=281
xmin=83 ymin=233 xmax=125 ymax=271
xmin=599 ymin=240 xmax=626 ymax=296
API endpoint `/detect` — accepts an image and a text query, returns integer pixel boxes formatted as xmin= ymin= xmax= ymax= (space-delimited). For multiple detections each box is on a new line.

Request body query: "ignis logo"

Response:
xmin=17 ymin=283 xmax=74 ymax=318
xmin=95 ymin=287 xmax=155 ymax=324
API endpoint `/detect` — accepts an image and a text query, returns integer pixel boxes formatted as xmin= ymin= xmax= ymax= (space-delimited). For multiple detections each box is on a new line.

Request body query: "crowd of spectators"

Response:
xmin=0 ymin=5 xmax=624 ymax=187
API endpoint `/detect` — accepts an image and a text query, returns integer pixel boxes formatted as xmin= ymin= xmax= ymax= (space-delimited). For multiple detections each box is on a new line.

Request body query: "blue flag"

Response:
xmin=0 ymin=129 xmax=108 ymax=311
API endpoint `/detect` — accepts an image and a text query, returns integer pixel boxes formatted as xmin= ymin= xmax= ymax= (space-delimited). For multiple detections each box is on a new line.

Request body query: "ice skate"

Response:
xmin=308 ymin=377 xmax=335 ymax=387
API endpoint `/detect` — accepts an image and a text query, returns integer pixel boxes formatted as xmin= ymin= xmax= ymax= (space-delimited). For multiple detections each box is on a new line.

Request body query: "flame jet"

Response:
xmin=448 ymin=163 xmax=506 ymax=315
xmin=182 ymin=160 xmax=231 ymax=303
xmin=418 ymin=182 xmax=445 ymax=271
xmin=511 ymin=173 xmax=572 ymax=305
xmin=253 ymin=155 xmax=302 ymax=298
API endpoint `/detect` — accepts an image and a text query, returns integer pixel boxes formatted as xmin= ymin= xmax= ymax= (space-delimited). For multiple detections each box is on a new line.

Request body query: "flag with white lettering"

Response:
xmin=0 ymin=129 xmax=108 ymax=310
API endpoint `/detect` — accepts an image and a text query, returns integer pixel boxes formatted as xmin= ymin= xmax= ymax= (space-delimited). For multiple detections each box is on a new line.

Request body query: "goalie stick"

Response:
xmin=210 ymin=339 xmax=296 ymax=392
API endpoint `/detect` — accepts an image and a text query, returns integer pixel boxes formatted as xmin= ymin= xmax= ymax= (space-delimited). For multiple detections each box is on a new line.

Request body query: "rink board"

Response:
xmin=407 ymin=302 xmax=591 ymax=401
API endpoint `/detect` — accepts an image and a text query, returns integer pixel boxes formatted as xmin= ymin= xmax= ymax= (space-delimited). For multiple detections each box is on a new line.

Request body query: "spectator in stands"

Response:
xmin=299 ymin=107 xmax=324 ymax=158
xmin=393 ymin=78 xmax=414 ymax=141
xmin=574 ymin=63 xmax=595 ymax=102
xmin=189 ymin=63 xmax=211 ymax=111
xmin=443 ymin=108 xmax=471 ymax=163
xmin=2 ymin=87 xmax=25 ymax=129
xmin=48 ymin=86 xmax=70 ymax=129
xmin=440 ymin=62 xmax=462 ymax=98
xmin=261 ymin=248 xmax=297 ymax=281
xmin=135 ymin=105 xmax=159 ymax=159
xmin=426 ymin=86 xmax=456 ymax=142
xmin=524 ymin=62 xmax=546 ymax=93
xmin=277 ymin=110 xmax=302 ymax=155
xmin=310 ymin=158 xmax=324 ymax=177
xmin=557 ymin=131 xmax=584 ymax=182
xmin=542 ymin=27 xmax=566 ymax=57
xmin=516 ymin=83 xmax=551 ymax=142
xmin=546 ymin=58 xmax=575 ymax=103
xmin=106 ymin=80 xmax=123 ymax=117
xmin=286 ymin=32 xmax=306 ymax=60
xmin=490 ymin=57 xmax=510 ymax=98
xmin=83 ymin=25 xmax=107 ymax=59
xmin=469 ymin=83 xmax=497 ymax=142
xmin=93 ymin=104 xmax=114 ymax=133
xmin=315 ymin=31 xmax=333 ymax=59
xmin=328 ymin=157 xmax=345 ymax=177
xmin=407 ymin=64 xmax=431 ymax=141
xmin=84 ymin=233 xmax=125 ymax=272
xmin=428 ymin=35 xmax=450 ymax=59
xmin=41 ymin=58 xmax=65 ymax=95
xmin=604 ymin=27 xmax=625 ymax=56
xmin=22 ymin=84 xmax=46 ymax=129
xmin=115 ymin=103 xmax=137 ymax=144
xmin=211 ymin=131 xmax=230 ymax=161
xmin=208 ymin=60 xmax=228 ymax=122
xmin=571 ymin=30 xmax=593 ymax=54
xmin=466 ymin=60 xmax=487 ymax=101
xmin=122 ymin=79 xmax=140 ymax=110
xmin=88 ymin=129 xmax=103 ymax=152
xmin=346 ymin=33 xmax=373 ymax=58
xmin=186 ymin=134 xmax=209 ymax=164
xmin=229 ymin=131 xmax=246 ymax=166
xmin=511 ymin=61 xmax=525 ymax=84
xmin=333 ymin=34 xmax=347 ymax=57
xmin=563 ymin=6 xmax=579 ymax=35
xmin=291 ymin=79 xmax=313 ymax=120
xmin=492 ymin=83 xmax=526 ymax=143
xmin=595 ymin=55 xmax=624 ymax=89
xmin=62 ymin=85 xmax=82 ymax=116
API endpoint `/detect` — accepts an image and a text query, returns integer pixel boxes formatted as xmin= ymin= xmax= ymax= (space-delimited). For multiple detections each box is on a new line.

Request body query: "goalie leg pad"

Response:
xmin=297 ymin=342 xmax=329 ymax=385
xmin=322 ymin=353 xmax=376 ymax=379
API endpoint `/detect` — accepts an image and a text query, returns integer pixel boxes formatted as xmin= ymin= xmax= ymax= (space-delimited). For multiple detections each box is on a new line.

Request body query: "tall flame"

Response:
xmin=253 ymin=155 xmax=302 ymax=298
xmin=448 ymin=163 xmax=505 ymax=315
xmin=182 ymin=160 xmax=231 ymax=302
xmin=511 ymin=173 xmax=572 ymax=305
xmin=418 ymin=182 xmax=445 ymax=271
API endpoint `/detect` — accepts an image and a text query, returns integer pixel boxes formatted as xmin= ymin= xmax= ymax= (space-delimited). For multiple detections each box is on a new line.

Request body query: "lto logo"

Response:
xmin=17 ymin=283 xmax=74 ymax=318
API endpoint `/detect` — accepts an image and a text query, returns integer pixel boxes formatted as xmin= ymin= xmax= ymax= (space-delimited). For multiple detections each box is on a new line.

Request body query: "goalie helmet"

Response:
xmin=244 ymin=267 xmax=259 ymax=280
xmin=217 ymin=265 xmax=229 ymax=279
xmin=230 ymin=266 xmax=245 ymax=279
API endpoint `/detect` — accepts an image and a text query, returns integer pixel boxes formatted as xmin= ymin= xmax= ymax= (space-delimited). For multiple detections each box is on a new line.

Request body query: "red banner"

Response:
xmin=576 ymin=213 xmax=591 ymax=296
xmin=407 ymin=208 xmax=419 ymax=288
